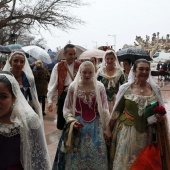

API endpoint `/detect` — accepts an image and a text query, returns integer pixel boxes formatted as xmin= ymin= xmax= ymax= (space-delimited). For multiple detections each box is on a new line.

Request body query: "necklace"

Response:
xmin=134 ymin=81 xmax=146 ymax=93
xmin=140 ymin=89 xmax=144 ymax=93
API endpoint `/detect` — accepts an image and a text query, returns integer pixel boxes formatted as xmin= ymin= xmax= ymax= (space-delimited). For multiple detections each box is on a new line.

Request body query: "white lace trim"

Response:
xmin=0 ymin=122 xmax=20 ymax=137
xmin=77 ymin=89 xmax=95 ymax=109
xmin=99 ymin=67 xmax=123 ymax=89
xmin=124 ymin=88 xmax=158 ymax=116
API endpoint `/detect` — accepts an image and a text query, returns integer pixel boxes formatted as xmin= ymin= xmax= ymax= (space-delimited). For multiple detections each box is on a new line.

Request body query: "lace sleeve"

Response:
xmin=27 ymin=127 xmax=51 ymax=169
xmin=99 ymin=86 xmax=111 ymax=127
xmin=63 ymin=85 xmax=75 ymax=122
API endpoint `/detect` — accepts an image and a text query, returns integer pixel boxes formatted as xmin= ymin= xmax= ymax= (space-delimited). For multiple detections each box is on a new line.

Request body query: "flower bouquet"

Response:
xmin=153 ymin=106 xmax=166 ymax=116
xmin=147 ymin=105 xmax=166 ymax=125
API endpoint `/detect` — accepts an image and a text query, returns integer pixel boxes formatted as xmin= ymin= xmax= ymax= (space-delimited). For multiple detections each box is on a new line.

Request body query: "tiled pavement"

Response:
xmin=43 ymin=77 xmax=170 ymax=166
xmin=43 ymin=98 xmax=62 ymax=165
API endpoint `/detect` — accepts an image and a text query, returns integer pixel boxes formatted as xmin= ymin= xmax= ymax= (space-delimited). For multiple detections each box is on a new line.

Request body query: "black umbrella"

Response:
xmin=0 ymin=45 xmax=11 ymax=54
xmin=116 ymin=47 xmax=152 ymax=62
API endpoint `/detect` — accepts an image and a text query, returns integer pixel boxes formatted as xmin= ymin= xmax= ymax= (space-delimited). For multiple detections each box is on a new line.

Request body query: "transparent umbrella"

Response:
xmin=22 ymin=45 xmax=52 ymax=64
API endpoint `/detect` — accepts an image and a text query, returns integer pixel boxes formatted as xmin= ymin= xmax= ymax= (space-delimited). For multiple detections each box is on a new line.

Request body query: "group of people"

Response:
xmin=0 ymin=43 xmax=168 ymax=169
xmin=157 ymin=60 xmax=170 ymax=81
xmin=47 ymin=44 xmax=167 ymax=169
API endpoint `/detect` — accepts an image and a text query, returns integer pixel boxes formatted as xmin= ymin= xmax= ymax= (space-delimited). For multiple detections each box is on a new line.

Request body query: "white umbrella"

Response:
xmin=55 ymin=45 xmax=86 ymax=60
xmin=22 ymin=45 xmax=52 ymax=64
xmin=79 ymin=49 xmax=106 ymax=60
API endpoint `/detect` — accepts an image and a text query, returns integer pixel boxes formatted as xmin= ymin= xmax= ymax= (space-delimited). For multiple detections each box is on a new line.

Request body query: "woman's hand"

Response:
xmin=155 ymin=114 xmax=164 ymax=123
xmin=48 ymin=103 xmax=53 ymax=112
xmin=147 ymin=114 xmax=164 ymax=125
xmin=74 ymin=122 xmax=84 ymax=128
xmin=104 ymin=125 xmax=112 ymax=146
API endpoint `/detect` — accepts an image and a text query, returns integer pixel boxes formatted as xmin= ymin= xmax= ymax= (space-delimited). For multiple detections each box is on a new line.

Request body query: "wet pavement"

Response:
xmin=43 ymin=77 xmax=170 ymax=166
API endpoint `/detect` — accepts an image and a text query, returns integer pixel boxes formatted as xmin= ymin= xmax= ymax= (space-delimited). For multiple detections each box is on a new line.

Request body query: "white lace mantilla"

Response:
xmin=77 ymin=89 xmax=95 ymax=109
xmin=124 ymin=88 xmax=158 ymax=116
xmin=0 ymin=123 xmax=20 ymax=137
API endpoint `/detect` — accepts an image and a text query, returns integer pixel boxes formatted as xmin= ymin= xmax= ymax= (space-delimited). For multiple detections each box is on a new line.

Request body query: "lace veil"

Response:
xmin=0 ymin=73 xmax=51 ymax=169
xmin=97 ymin=50 xmax=124 ymax=89
xmin=111 ymin=62 xmax=164 ymax=117
xmin=3 ymin=51 xmax=42 ymax=121
xmin=63 ymin=61 xmax=110 ymax=128
xmin=97 ymin=50 xmax=123 ymax=77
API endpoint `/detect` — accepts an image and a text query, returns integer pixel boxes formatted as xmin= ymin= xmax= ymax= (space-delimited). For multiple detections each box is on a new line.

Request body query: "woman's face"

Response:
xmin=10 ymin=54 xmax=25 ymax=72
xmin=123 ymin=61 xmax=131 ymax=73
xmin=134 ymin=62 xmax=150 ymax=82
xmin=0 ymin=82 xmax=15 ymax=122
xmin=80 ymin=65 xmax=94 ymax=81
xmin=105 ymin=54 xmax=116 ymax=66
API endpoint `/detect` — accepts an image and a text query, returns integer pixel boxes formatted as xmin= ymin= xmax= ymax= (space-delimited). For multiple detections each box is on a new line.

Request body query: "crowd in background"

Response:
xmin=0 ymin=44 xmax=169 ymax=170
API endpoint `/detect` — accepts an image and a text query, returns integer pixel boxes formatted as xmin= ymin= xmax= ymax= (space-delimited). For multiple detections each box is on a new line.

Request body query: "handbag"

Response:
xmin=130 ymin=144 xmax=162 ymax=170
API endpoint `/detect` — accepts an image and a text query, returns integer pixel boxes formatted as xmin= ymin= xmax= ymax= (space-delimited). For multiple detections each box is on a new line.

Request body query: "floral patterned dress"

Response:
xmin=97 ymin=67 xmax=125 ymax=112
xmin=53 ymin=89 xmax=108 ymax=170
xmin=110 ymin=87 xmax=158 ymax=170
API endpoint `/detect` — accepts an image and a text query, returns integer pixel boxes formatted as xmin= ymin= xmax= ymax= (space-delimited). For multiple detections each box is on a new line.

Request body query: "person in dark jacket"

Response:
xmin=33 ymin=60 xmax=50 ymax=115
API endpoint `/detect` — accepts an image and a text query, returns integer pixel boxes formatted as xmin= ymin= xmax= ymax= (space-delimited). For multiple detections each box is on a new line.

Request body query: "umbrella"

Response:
xmin=0 ymin=45 xmax=11 ymax=53
xmin=44 ymin=59 xmax=59 ymax=72
xmin=55 ymin=45 xmax=86 ymax=60
xmin=22 ymin=45 xmax=52 ymax=64
xmin=28 ymin=57 xmax=58 ymax=72
xmin=6 ymin=44 xmax=23 ymax=51
xmin=47 ymin=51 xmax=57 ymax=59
xmin=79 ymin=49 xmax=106 ymax=60
xmin=116 ymin=47 xmax=152 ymax=62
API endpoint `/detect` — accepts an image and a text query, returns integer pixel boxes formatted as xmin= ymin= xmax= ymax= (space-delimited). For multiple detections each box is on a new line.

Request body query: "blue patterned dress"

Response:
xmin=53 ymin=90 xmax=108 ymax=170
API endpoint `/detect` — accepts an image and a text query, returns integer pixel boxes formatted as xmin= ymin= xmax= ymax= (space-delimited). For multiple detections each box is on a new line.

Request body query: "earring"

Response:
xmin=10 ymin=103 xmax=15 ymax=112
xmin=134 ymin=79 xmax=138 ymax=84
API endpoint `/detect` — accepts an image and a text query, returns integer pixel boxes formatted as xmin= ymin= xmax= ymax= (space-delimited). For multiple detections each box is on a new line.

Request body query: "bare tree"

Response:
xmin=0 ymin=0 xmax=86 ymax=45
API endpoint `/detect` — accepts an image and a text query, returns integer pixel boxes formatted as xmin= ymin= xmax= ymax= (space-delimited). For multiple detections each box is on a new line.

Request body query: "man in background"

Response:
xmin=47 ymin=44 xmax=81 ymax=130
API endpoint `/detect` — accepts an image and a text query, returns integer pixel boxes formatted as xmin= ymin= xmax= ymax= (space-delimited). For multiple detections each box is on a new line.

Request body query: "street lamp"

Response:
xmin=108 ymin=34 xmax=116 ymax=51
xmin=92 ymin=41 xmax=98 ymax=49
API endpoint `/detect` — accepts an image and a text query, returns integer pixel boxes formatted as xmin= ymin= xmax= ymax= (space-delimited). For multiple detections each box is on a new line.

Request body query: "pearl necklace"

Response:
xmin=134 ymin=81 xmax=146 ymax=93
xmin=140 ymin=89 xmax=144 ymax=93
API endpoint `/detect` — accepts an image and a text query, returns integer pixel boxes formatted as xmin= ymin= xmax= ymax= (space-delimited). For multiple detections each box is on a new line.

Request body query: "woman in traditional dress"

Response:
xmin=53 ymin=61 xmax=111 ymax=170
xmin=0 ymin=72 xmax=51 ymax=169
xmin=3 ymin=51 xmax=42 ymax=120
xmin=109 ymin=59 xmax=165 ymax=170
xmin=97 ymin=50 xmax=125 ymax=112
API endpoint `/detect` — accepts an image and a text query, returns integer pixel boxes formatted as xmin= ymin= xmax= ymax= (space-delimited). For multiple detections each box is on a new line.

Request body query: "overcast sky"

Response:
xmin=42 ymin=0 xmax=170 ymax=52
